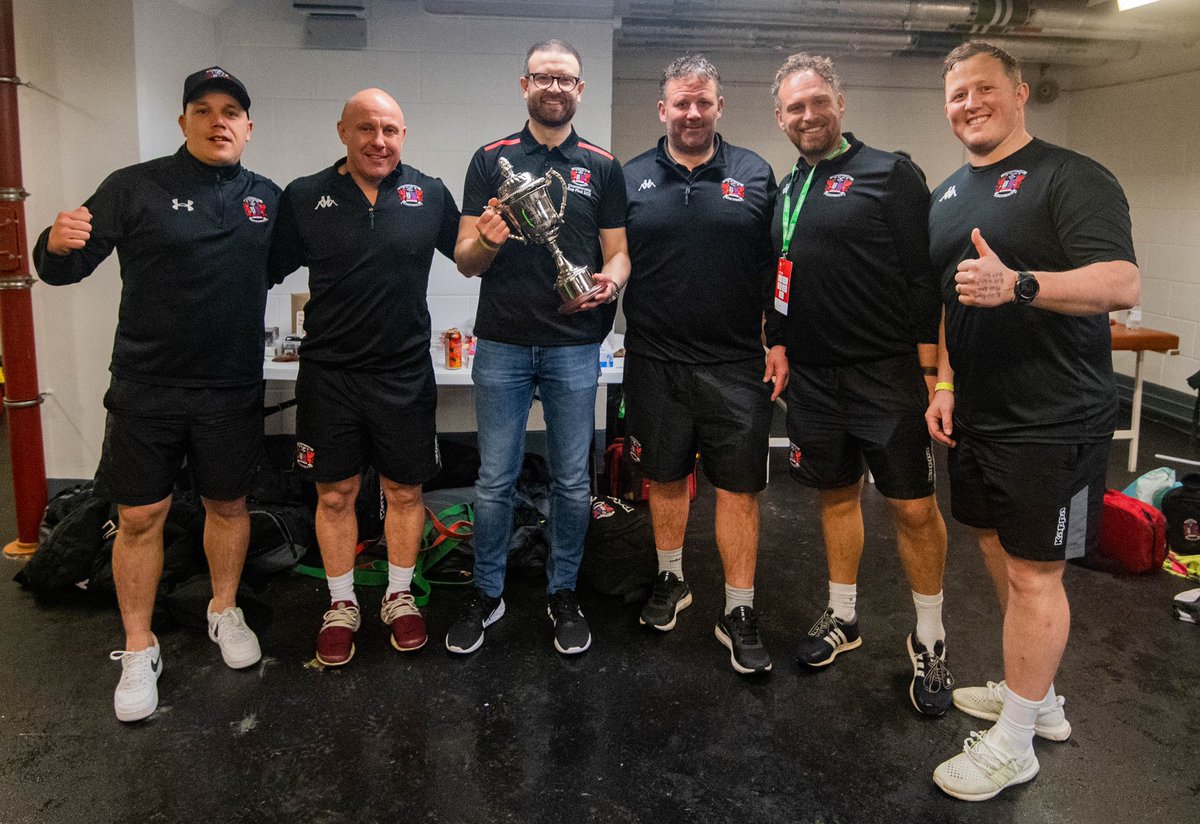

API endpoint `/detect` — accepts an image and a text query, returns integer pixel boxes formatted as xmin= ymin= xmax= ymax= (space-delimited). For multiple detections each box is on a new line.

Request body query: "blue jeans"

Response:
xmin=472 ymin=339 xmax=600 ymax=597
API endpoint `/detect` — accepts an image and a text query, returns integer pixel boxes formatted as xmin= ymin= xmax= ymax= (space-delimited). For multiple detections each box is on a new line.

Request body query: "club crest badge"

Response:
xmin=397 ymin=184 xmax=424 ymax=207
xmin=721 ymin=177 xmax=746 ymax=202
xmin=994 ymin=169 xmax=1027 ymax=198
xmin=242 ymin=196 xmax=269 ymax=223
xmin=824 ymin=174 xmax=854 ymax=197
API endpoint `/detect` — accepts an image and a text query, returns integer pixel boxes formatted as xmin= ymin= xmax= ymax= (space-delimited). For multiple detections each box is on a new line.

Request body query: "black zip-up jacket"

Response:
xmin=268 ymin=158 xmax=459 ymax=374
xmin=34 ymin=145 xmax=280 ymax=387
xmin=764 ymin=134 xmax=939 ymax=366
xmin=623 ymin=136 xmax=777 ymax=364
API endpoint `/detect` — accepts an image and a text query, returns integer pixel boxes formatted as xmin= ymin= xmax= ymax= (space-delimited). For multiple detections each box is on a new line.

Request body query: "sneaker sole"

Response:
xmin=906 ymin=634 xmax=950 ymax=718
xmin=552 ymin=632 xmax=592 ymax=655
xmin=1174 ymin=606 xmax=1198 ymax=624
xmin=218 ymin=646 xmax=262 ymax=670
xmin=445 ymin=599 xmax=506 ymax=655
xmin=951 ymin=697 xmax=1073 ymax=741
xmin=714 ymin=624 xmax=772 ymax=675
xmin=797 ymin=636 xmax=862 ymax=668
xmin=114 ymin=659 xmax=163 ymax=723
xmin=933 ymin=754 xmax=1040 ymax=801
xmin=639 ymin=591 xmax=693 ymax=632
xmin=390 ymin=635 xmax=428 ymax=653
xmin=315 ymin=643 xmax=356 ymax=667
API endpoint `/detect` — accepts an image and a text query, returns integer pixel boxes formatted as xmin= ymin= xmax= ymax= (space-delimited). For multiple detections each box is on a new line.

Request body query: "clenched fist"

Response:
xmin=47 ymin=206 xmax=93 ymax=256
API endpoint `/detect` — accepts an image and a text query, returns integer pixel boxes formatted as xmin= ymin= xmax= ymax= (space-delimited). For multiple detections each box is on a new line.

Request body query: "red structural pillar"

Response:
xmin=0 ymin=0 xmax=48 ymax=556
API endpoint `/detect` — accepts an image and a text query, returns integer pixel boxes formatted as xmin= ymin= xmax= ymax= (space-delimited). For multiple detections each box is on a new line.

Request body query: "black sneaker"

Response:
xmin=639 ymin=571 xmax=693 ymax=631
xmin=548 ymin=589 xmax=591 ymax=654
xmin=907 ymin=632 xmax=954 ymax=716
xmin=444 ymin=589 xmax=505 ymax=654
xmin=795 ymin=607 xmax=861 ymax=668
xmin=714 ymin=605 xmax=772 ymax=674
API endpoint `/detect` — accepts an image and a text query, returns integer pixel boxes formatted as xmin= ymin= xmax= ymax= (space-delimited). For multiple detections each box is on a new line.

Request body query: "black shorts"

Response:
xmin=96 ymin=378 xmax=263 ymax=506
xmin=623 ymin=354 xmax=772 ymax=493
xmin=785 ymin=353 xmax=934 ymax=500
xmin=295 ymin=361 xmax=440 ymax=485
xmin=948 ymin=434 xmax=1108 ymax=563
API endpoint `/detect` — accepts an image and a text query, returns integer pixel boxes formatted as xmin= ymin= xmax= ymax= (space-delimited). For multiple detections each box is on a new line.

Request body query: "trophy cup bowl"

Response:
xmin=494 ymin=157 xmax=605 ymax=313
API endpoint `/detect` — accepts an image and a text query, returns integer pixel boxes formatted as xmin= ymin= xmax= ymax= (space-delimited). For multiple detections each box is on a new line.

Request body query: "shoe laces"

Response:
xmin=550 ymin=590 xmax=583 ymax=624
xmin=807 ymin=608 xmax=837 ymax=639
xmin=919 ymin=644 xmax=954 ymax=693
xmin=962 ymin=730 xmax=1015 ymax=774
xmin=381 ymin=591 xmax=420 ymax=623
xmin=725 ymin=605 xmax=763 ymax=645
xmin=322 ymin=602 xmax=360 ymax=631
xmin=646 ymin=571 xmax=681 ymax=607
xmin=210 ymin=607 xmax=253 ymax=644
xmin=110 ymin=648 xmax=157 ymax=688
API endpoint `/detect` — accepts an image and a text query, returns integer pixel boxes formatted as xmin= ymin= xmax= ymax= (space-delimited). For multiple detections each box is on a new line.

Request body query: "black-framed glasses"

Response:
xmin=526 ymin=73 xmax=580 ymax=91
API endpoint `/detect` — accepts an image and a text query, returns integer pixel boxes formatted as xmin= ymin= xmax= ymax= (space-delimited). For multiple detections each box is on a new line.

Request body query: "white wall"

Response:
xmin=1069 ymin=70 xmax=1200 ymax=395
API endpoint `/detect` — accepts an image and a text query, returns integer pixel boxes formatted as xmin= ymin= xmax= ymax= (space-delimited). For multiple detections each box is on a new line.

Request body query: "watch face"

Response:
xmin=1016 ymin=273 xmax=1039 ymax=303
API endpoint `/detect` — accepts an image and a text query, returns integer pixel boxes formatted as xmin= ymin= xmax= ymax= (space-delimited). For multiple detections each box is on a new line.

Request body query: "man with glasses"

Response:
xmin=621 ymin=54 xmax=782 ymax=674
xmin=447 ymin=39 xmax=630 ymax=656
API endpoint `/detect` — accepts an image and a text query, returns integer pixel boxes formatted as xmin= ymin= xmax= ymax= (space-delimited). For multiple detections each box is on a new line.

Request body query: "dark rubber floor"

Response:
xmin=1 ymin=415 xmax=1197 ymax=823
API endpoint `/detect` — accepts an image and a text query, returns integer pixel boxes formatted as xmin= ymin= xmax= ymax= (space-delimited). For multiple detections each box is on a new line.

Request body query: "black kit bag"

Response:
xmin=1162 ymin=473 xmax=1200 ymax=556
xmin=579 ymin=496 xmax=656 ymax=604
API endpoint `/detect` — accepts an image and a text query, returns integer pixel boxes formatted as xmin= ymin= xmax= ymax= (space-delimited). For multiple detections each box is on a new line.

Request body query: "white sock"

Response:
xmin=990 ymin=684 xmax=1039 ymax=757
xmin=326 ymin=570 xmax=357 ymax=606
xmin=386 ymin=563 xmax=415 ymax=597
xmin=724 ymin=583 xmax=754 ymax=615
xmin=912 ymin=590 xmax=946 ymax=648
xmin=828 ymin=581 xmax=857 ymax=622
xmin=657 ymin=547 xmax=683 ymax=579
xmin=1042 ymin=683 xmax=1059 ymax=710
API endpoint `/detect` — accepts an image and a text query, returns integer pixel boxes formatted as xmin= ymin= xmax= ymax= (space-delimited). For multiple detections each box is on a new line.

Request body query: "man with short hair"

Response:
xmin=447 ymin=39 xmax=630 ymax=656
xmin=269 ymin=89 xmax=459 ymax=666
xmin=622 ymin=54 xmax=783 ymax=674
xmin=926 ymin=41 xmax=1139 ymax=800
xmin=34 ymin=67 xmax=276 ymax=722
xmin=765 ymin=53 xmax=954 ymax=714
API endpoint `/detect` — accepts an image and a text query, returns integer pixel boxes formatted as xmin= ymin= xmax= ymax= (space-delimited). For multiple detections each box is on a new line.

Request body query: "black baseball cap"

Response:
xmin=182 ymin=66 xmax=251 ymax=111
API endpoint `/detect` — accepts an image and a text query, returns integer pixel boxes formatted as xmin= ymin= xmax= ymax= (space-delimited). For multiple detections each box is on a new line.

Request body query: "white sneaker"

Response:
xmin=110 ymin=644 xmax=163 ymax=723
xmin=933 ymin=728 xmax=1040 ymax=801
xmin=207 ymin=606 xmax=262 ymax=669
xmin=952 ymin=680 xmax=1072 ymax=741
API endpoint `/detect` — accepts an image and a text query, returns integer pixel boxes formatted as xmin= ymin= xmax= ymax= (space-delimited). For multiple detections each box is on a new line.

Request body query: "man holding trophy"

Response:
xmin=447 ymin=39 xmax=630 ymax=656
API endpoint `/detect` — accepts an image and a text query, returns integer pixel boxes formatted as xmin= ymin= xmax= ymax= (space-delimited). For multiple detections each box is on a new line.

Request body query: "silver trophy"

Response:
xmin=494 ymin=156 xmax=604 ymax=313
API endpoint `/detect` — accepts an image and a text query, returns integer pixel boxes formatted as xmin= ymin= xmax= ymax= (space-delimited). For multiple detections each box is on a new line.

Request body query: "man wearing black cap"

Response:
xmin=34 ymin=67 xmax=279 ymax=723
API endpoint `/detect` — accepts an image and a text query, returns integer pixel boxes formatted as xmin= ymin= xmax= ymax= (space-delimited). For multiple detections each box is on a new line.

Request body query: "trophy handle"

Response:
xmin=495 ymin=204 xmax=528 ymax=244
xmin=545 ymin=168 xmax=568 ymax=219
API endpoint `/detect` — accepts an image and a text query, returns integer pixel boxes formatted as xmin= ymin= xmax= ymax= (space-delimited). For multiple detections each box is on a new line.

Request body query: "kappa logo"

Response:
xmin=315 ymin=195 xmax=337 ymax=209
xmin=1054 ymin=506 xmax=1067 ymax=546
xmin=171 ymin=198 xmax=194 ymax=211
xmin=628 ymin=436 xmax=643 ymax=463
xmin=296 ymin=442 xmax=315 ymax=470
xmin=638 ymin=178 xmax=656 ymax=191
xmin=397 ymin=184 xmax=424 ymax=207
xmin=994 ymin=169 xmax=1027 ymax=198
xmin=824 ymin=174 xmax=854 ymax=197
xmin=242 ymin=196 xmax=269 ymax=223
xmin=721 ymin=177 xmax=746 ymax=202
xmin=788 ymin=442 xmax=802 ymax=468
xmin=938 ymin=186 xmax=957 ymax=202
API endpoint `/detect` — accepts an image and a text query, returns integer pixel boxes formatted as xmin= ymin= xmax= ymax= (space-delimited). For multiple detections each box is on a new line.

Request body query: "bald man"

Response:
xmin=269 ymin=89 xmax=460 ymax=666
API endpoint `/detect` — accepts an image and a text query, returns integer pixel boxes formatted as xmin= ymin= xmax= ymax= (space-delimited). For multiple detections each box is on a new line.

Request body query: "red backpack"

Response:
xmin=1094 ymin=490 xmax=1168 ymax=574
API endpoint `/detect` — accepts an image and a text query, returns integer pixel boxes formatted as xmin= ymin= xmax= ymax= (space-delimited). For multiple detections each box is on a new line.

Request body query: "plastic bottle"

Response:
xmin=1127 ymin=304 xmax=1142 ymax=329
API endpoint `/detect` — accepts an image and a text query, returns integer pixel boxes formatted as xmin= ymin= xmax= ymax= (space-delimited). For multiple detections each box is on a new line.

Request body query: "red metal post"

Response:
xmin=0 ymin=0 xmax=48 ymax=556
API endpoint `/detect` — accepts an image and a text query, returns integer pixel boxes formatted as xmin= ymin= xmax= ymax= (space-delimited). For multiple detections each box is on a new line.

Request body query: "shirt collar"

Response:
xmin=519 ymin=122 xmax=580 ymax=158
xmin=176 ymin=144 xmax=243 ymax=182
xmin=332 ymin=156 xmax=405 ymax=190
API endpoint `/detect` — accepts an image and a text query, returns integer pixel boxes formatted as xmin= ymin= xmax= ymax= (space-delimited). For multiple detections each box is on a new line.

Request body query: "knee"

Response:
xmin=118 ymin=497 xmax=171 ymax=537
xmin=381 ymin=479 xmax=423 ymax=512
xmin=715 ymin=489 xmax=758 ymax=518
xmin=889 ymin=495 xmax=941 ymax=531
xmin=316 ymin=478 xmax=360 ymax=515
xmin=202 ymin=496 xmax=247 ymax=522
xmin=1006 ymin=556 xmax=1064 ymax=598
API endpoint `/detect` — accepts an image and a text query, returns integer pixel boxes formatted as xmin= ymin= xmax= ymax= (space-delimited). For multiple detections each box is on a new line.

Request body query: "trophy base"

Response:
xmin=558 ymin=283 xmax=606 ymax=314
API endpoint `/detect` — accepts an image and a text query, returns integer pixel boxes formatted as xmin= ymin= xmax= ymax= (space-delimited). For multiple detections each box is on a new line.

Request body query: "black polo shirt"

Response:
xmin=34 ymin=145 xmax=280 ymax=387
xmin=929 ymin=138 xmax=1136 ymax=442
xmin=622 ymin=135 xmax=777 ymax=364
xmin=268 ymin=158 xmax=459 ymax=374
xmin=763 ymin=134 xmax=940 ymax=366
xmin=462 ymin=123 xmax=626 ymax=346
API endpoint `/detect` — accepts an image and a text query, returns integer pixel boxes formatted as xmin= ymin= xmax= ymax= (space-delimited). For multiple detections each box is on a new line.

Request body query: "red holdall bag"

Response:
xmin=1095 ymin=489 xmax=1167 ymax=574
xmin=603 ymin=437 xmax=697 ymax=503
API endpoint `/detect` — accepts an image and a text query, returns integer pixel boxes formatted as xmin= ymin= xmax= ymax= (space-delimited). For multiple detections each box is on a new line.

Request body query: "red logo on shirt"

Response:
xmin=824 ymin=174 xmax=854 ymax=197
xmin=789 ymin=443 xmax=802 ymax=468
xmin=994 ymin=169 xmax=1027 ymax=198
xmin=570 ymin=167 xmax=592 ymax=187
xmin=296 ymin=442 xmax=315 ymax=470
xmin=721 ymin=177 xmax=746 ymax=202
xmin=242 ymin=196 xmax=269 ymax=223
xmin=397 ymin=184 xmax=424 ymax=207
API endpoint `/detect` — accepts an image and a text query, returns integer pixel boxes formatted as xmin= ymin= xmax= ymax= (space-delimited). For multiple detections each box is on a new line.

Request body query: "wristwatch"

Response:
xmin=1013 ymin=271 xmax=1039 ymax=305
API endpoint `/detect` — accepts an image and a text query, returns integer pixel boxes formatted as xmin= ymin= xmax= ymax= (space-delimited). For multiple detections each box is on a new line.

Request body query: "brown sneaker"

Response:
xmin=316 ymin=600 xmax=361 ymax=666
xmin=380 ymin=590 xmax=427 ymax=652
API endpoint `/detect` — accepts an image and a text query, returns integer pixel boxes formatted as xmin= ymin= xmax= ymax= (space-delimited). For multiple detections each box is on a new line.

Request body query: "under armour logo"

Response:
xmin=638 ymin=178 xmax=655 ymax=191
xmin=172 ymin=198 xmax=194 ymax=211
xmin=938 ymin=186 xmax=957 ymax=202
xmin=315 ymin=195 xmax=337 ymax=209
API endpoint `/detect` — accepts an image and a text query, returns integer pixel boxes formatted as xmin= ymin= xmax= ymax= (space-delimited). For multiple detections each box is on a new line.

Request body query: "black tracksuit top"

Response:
xmin=622 ymin=136 xmax=778 ymax=364
xmin=34 ymin=145 xmax=280 ymax=387
xmin=268 ymin=159 xmax=460 ymax=375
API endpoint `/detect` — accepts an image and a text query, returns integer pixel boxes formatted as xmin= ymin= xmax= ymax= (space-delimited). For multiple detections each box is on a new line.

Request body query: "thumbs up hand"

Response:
xmin=954 ymin=228 xmax=1015 ymax=308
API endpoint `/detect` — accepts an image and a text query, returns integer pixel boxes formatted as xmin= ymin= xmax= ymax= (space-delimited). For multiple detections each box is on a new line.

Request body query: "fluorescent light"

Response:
xmin=1117 ymin=0 xmax=1162 ymax=10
